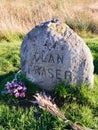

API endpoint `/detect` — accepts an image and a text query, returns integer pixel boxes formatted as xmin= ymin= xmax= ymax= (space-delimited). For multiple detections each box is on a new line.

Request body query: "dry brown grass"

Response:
xmin=0 ymin=0 xmax=98 ymax=36
xmin=33 ymin=92 xmax=87 ymax=130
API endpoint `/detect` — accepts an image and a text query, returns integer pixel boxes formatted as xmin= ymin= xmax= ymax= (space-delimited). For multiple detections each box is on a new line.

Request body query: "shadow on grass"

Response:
xmin=53 ymin=81 xmax=98 ymax=110
xmin=0 ymin=71 xmax=41 ymax=108
xmin=0 ymin=71 xmax=15 ymax=90
xmin=92 ymin=45 xmax=98 ymax=74
xmin=94 ymin=57 xmax=98 ymax=74
xmin=86 ymin=41 xmax=98 ymax=74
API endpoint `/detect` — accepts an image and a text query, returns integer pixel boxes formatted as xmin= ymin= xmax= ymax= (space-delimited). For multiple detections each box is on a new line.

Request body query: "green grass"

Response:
xmin=0 ymin=40 xmax=21 ymax=92
xmin=85 ymin=37 xmax=98 ymax=74
xmin=0 ymin=36 xmax=98 ymax=129
xmin=0 ymin=31 xmax=24 ymax=43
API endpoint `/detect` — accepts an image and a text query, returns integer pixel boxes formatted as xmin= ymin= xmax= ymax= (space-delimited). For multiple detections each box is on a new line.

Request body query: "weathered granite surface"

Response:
xmin=20 ymin=19 xmax=94 ymax=90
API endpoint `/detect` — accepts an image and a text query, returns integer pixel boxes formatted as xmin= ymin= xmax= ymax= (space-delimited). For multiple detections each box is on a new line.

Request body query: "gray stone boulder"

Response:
xmin=20 ymin=19 xmax=94 ymax=90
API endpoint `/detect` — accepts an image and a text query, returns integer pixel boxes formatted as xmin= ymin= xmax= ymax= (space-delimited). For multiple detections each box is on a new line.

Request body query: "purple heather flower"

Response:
xmin=19 ymin=92 xmax=25 ymax=97
xmin=8 ymin=89 xmax=11 ymax=93
xmin=17 ymin=86 xmax=23 ymax=90
xmin=23 ymin=87 xmax=27 ymax=91
xmin=6 ymin=85 xmax=10 ymax=89
xmin=12 ymin=82 xmax=18 ymax=87
xmin=5 ymin=81 xmax=27 ymax=98
xmin=15 ymin=92 xmax=20 ymax=97
xmin=6 ymin=82 xmax=12 ymax=88
xmin=13 ymin=89 xmax=18 ymax=93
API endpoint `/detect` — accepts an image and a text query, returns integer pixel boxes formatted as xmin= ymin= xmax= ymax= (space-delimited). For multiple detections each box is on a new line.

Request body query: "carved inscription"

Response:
xmin=33 ymin=51 xmax=64 ymax=64
xmin=30 ymin=51 xmax=72 ymax=82
xmin=48 ymin=68 xmax=54 ymax=78
xmin=65 ymin=71 xmax=72 ymax=82
xmin=48 ymin=54 xmax=55 ymax=63
xmin=29 ymin=66 xmax=71 ymax=82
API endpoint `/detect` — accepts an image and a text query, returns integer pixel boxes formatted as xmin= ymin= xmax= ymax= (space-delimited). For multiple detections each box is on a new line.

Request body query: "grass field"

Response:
xmin=0 ymin=37 xmax=98 ymax=130
xmin=0 ymin=0 xmax=98 ymax=38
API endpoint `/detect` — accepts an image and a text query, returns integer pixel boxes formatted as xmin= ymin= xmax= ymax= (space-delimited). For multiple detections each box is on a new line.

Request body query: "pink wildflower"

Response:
xmin=20 ymin=93 xmax=25 ymax=97
xmin=15 ymin=92 xmax=19 ymax=97
xmin=5 ymin=81 xmax=27 ymax=98
xmin=17 ymin=86 xmax=23 ymax=90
